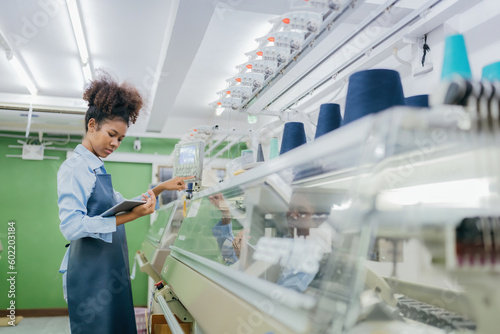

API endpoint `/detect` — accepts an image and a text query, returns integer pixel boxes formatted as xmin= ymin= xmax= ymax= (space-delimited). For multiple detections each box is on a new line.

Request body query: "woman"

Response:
xmin=57 ymin=73 xmax=191 ymax=333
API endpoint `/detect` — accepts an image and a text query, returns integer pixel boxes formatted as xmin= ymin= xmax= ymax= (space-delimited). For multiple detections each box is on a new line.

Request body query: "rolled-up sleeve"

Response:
xmin=58 ymin=160 xmax=116 ymax=243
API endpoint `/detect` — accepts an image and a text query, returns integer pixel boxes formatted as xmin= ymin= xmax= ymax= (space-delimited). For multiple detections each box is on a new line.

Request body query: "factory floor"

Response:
xmin=0 ymin=316 xmax=70 ymax=333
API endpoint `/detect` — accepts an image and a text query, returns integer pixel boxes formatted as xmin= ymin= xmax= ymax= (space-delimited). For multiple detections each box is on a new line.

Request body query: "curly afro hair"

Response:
xmin=83 ymin=71 xmax=143 ymax=132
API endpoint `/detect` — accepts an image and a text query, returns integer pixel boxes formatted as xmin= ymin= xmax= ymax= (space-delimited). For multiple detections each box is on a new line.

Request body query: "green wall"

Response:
xmin=206 ymin=141 xmax=248 ymax=159
xmin=0 ymin=133 xmax=177 ymax=310
xmin=120 ymin=137 xmax=247 ymax=159
xmin=118 ymin=136 xmax=179 ymax=155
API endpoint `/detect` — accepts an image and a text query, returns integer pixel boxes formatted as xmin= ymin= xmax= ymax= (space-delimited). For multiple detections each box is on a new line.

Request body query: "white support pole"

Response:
xmin=25 ymin=102 xmax=33 ymax=138
xmin=204 ymin=135 xmax=246 ymax=166
xmin=204 ymin=134 xmax=229 ymax=157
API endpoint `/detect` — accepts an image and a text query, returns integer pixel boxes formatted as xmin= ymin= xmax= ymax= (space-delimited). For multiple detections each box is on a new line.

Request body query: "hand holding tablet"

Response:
xmin=101 ymin=200 xmax=147 ymax=217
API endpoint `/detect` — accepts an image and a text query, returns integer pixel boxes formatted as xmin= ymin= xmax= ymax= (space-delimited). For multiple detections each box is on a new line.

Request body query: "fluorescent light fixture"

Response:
xmin=8 ymin=53 xmax=38 ymax=96
xmin=377 ymin=178 xmax=492 ymax=210
xmin=82 ymin=62 xmax=93 ymax=82
xmin=66 ymin=0 xmax=89 ymax=64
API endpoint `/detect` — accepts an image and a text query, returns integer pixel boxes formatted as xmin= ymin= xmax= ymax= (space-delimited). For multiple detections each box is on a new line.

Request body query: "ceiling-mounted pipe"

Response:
xmin=279 ymin=0 xmax=446 ymax=111
xmin=0 ymin=133 xmax=81 ymax=143
xmin=8 ymin=145 xmax=73 ymax=152
xmin=25 ymin=103 xmax=33 ymax=138
xmin=261 ymin=0 xmax=400 ymax=111
xmin=239 ymin=0 xmax=364 ymax=111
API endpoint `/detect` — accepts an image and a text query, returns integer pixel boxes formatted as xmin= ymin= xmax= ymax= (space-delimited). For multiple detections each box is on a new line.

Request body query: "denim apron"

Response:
xmin=67 ymin=171 xmax=137 ymax=334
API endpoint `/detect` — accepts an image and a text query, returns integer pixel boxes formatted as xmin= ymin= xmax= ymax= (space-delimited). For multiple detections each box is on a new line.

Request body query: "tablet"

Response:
xmin=101 ymin=200 xmax=147 ymax=217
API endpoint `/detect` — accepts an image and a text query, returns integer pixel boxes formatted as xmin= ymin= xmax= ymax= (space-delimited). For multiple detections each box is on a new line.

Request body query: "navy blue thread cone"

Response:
xmin=256 ymin=143 xmax=265 ymax=162
xmin=343 ymin=69 xmax=405 ymax=126
xmin=314 ymin=103 xmax=342 ymax=139
xmin=280 ymin=122 xmax=307 ymax=155
xmin=405 ymin=94 xmax=429 ymax=108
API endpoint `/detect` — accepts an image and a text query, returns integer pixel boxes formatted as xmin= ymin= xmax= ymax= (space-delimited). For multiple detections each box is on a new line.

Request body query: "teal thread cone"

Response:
xmin=269 ymin=137 xmax=279 ymax=160
xmin=482 ymin=61 xmax=500 ymax=81
xmin=441 ymin=34 xmax=472 ymax=81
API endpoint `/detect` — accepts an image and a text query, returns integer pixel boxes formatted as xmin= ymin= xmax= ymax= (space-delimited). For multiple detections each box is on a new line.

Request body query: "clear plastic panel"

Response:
xmin=173 ymin=113 xmax=373 ymax=320
xmin=169 ymin=105 xmax=500 ymax=333
xmin=316 ymin=106 xmax=500 ymax=333
xmin=173 ymin=192 xmax=246 ymax=265
xmin=141 ymin=201 xmax=184 ymax=264
xmin=159 ymin=201 xmax=185 ymax=252
xmin=146 ymin=202 xmax=178 ymax=243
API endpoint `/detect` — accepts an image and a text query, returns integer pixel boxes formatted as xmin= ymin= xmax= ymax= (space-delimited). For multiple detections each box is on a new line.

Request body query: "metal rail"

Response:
xmin=156 ymin=294 xmax=185 ymax=334
xmin=263 ymin=0 xmax=401 ymax=111
xmin=278 ymin=0 xmax=443 ymax=111
xmin=240 ymin=0 xmax=364 ymax=110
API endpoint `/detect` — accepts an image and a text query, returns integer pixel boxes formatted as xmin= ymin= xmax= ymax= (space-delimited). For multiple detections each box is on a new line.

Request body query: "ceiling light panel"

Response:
xmin=0 ymin=0 xmax=86 ymax=97
xmin=7 ymin=52 xmax=38 ymax=96
xmin=82 ymin=62 xmax=92 ymax=82
xmin=66 ymin=0 xmax=89 ymax=64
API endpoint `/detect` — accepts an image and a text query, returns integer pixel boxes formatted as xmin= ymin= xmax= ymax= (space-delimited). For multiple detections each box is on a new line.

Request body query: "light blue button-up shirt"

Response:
xmin=58 ymin=144 xmax=131 ymax=273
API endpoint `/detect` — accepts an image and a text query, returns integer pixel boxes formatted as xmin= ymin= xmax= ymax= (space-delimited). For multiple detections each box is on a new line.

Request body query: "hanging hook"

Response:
xmin=392 ymin=47 xmax=412 ymax=68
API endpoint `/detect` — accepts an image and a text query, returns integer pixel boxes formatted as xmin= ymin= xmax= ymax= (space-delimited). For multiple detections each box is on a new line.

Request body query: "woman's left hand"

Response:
xmin=132 ymin=189 xmax=157 ymax=217
xmin=161 ymin=176 xmax=193 ymax=191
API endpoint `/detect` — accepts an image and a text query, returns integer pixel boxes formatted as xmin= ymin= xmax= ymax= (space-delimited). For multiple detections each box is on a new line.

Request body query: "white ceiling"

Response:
xmin=0 ymin=0 xmax=294 ymax=138
xmin=0 ymin=0 xmax=475 ymax=140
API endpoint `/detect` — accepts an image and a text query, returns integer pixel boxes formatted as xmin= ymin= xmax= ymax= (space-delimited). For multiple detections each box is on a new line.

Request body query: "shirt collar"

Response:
xmin=74 ymin=144 xmax=103 ymax=171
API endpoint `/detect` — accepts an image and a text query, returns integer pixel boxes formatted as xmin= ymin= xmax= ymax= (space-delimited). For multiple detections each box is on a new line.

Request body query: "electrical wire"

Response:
xmin=421 ymin=34 xmax=431 ymax=67
xmin=50 ymin=134 xmax=71 ymax=145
